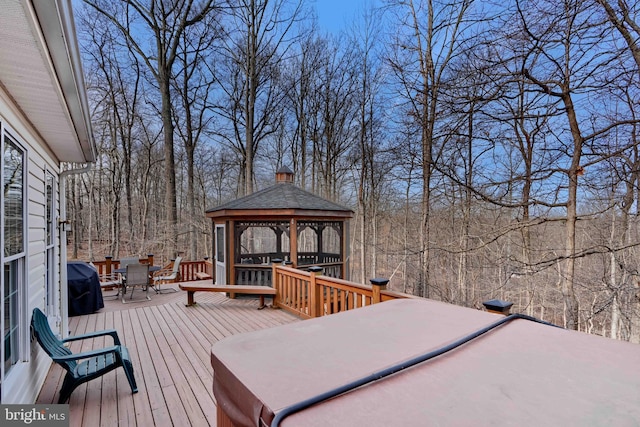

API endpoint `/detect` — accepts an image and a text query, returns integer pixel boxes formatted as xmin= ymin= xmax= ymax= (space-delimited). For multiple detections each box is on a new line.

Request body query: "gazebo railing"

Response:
xmin=235 ymin=264 xmax=272 ymax=286
xmin=296 ymin=252 xmax=341 ymax=265
xmin=239 ymin=252 xmax=289 ymax=265
xmin=233 ymin=262 xmax=342 ymax=289
xmin=237 ymin=252 xmax=341 ymax=267
xmin=235 ymin=252 xmax=343 ymax=284
xmin=296 ymin=263 xmax=341 ymax=278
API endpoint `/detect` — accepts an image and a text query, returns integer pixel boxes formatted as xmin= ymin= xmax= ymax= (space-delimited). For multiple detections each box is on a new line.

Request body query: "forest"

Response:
xmin=68 ymin=0 xmax=640 ymax=341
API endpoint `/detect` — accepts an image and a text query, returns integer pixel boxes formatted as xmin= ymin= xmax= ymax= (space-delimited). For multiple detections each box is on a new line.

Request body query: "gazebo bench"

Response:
xmin=178 ymin=283 xmax=276 ymax=309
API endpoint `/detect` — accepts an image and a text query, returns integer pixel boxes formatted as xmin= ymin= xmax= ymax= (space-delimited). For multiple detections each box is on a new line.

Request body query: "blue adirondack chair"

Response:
xmin=31 ymin=308 xmax=138 ymax=403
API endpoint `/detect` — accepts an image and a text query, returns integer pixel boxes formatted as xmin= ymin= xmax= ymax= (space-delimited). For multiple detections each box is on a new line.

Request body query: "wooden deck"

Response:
xmin=36 ymin=281 xmax=300 ymax=426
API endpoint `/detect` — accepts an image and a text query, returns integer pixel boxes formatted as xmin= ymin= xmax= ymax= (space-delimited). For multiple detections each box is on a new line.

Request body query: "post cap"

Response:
xmin=308 ymin=266 xmax=323 ymax=273
xmin=370 ymin=278 xmax=389 ymax=287
xmin=271 ymin=258 xmax=283 ymax=264
xmin=483 ymin=299 xmax=514 ymax=315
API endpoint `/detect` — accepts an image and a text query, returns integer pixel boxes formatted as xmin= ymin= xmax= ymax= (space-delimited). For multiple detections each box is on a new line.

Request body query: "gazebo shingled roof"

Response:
xmin=206 ymin=168 xmax=352 ymax=216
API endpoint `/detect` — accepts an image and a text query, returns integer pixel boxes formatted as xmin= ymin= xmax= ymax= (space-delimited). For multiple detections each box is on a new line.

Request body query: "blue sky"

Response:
xmin=314 ymin=0 xmax=372 ymax=34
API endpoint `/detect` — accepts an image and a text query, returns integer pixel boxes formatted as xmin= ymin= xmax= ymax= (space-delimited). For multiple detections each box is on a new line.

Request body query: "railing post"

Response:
xmin=204 ymin=257 xmax=213 ymax=277
xmin=147 ymin=254 xmax=154 ymax=266
xmin=271 ymin=259 xmax=283 ymax=306
xmin=105 ymin=256 xmax=112 ymax=275
xmin=370 ymin=278 xmax=389 ymax=304
xmin=309 ymin=266 xmax=323 ymax=318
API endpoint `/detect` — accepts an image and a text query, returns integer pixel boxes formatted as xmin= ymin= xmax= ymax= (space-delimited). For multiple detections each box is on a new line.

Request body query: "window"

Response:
xmin=2 ymin=133 xmax=25 ymax=375
xmin=3 ymin=260 xmax=22 ymax=373
xmin=3 ymin=138 xmax=24 ymax=257
xmin=216 ymin=226 xmax=225 ymax=263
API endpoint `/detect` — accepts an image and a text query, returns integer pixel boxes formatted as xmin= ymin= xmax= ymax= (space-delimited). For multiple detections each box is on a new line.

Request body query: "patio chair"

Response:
xmin=123 ymin=263 xmax=151 ymax=303
xmin=116 ymin=256 xmax=140 ymax=290
xmin=118 ymin=256 xmax=139 ymax=273
xmin=152 ymin=256 xmax=182 ymax=294
xmin=31 ymin=307 xmax=138 ymax=403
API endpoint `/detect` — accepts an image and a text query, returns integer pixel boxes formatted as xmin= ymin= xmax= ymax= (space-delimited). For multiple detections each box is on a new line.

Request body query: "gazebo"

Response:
xmin=206 ymin=167 xmax=353 ymax=287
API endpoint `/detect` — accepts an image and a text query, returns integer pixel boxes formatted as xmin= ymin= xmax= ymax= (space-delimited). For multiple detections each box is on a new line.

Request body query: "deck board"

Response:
xmin=36 ymin=281 xmax=300 ymax=426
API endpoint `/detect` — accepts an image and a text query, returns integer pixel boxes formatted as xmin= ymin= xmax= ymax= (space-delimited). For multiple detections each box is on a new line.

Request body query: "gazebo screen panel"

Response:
xmin=235 ymin=221 xmax=290 ymax=264
xmin=297 ymin=221 xmax=343 ymax=265
xmin=322 ymin=226 xmax=341 ymax=263
xmin=297 ymin=227 xmax=318 ymax=252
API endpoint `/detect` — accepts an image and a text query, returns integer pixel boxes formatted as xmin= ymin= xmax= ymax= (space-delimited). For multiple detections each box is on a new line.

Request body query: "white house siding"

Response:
xmin=0 ymin=85 xmax=63 ymax=404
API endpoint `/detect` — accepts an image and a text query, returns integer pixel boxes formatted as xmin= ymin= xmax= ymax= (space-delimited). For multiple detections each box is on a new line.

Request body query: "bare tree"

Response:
xmin=595 ymin=0 xmax=640 ymax=344
xmin=504 ymin=0 xmax=636 ymax=329
xmin=78 ymin=5 xmax=142 ymax=257
xmin=346 ymin=5 xmax=389 ymax=282
xmin=215 ymin=0 xmax=304 ymax=196
xmin=172 ymin=15 xmax=220 ymax=259
xmin=280 ymin=27 xmax=326 ymax=190
xmin=387 ymin=0 xmax=476 ymax=297
xmin=83 ymin=0 xmax=219 ymax=258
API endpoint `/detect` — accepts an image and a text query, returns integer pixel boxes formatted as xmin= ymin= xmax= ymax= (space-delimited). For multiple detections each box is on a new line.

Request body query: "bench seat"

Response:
xmin=179 ymin=283 xmax=276 ymax=308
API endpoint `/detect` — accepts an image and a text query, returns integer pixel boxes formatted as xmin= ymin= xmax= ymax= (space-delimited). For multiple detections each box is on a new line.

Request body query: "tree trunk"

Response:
xmin=560 ymin=92 xmax=582 ymax=330
xmin=159 ymin=70 xmax=178 ymax=258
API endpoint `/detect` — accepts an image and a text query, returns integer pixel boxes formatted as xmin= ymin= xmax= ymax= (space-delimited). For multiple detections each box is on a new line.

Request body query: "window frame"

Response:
xmin=1 ymin=125 xmax=28 ymax=390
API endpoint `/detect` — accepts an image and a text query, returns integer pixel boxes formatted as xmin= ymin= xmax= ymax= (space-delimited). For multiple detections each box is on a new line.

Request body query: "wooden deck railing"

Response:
xmin=271 ymin=264 xmax=415 ymax=319
xmin=89 ymin=256 xmax=411 ymax=319
xmin=178 ymin=260 xmax=214 ymax=282
xmin=296 ymin=262 xmax=342 ymax=278
xmin=90 ymin=256 xmax=213 ymax=282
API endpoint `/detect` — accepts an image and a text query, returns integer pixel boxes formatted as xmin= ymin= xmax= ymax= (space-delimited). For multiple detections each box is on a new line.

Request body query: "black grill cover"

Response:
xmin=67 ymin=261 xmax=104 ymax=316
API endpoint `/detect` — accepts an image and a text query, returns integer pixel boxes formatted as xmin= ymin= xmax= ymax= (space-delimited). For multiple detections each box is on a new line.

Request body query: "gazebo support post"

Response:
xmin=290 ymin=219 xmax=298 ymax=268
xmin=274 ymin=228 xmax=283 ymax=262
xmin=316 ymin=225 xmax=325 ymax=264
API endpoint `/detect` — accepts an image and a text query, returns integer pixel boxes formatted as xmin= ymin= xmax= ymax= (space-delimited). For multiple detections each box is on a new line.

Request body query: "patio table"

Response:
xmin=114 ymin=265 xmax=161 ymax=275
